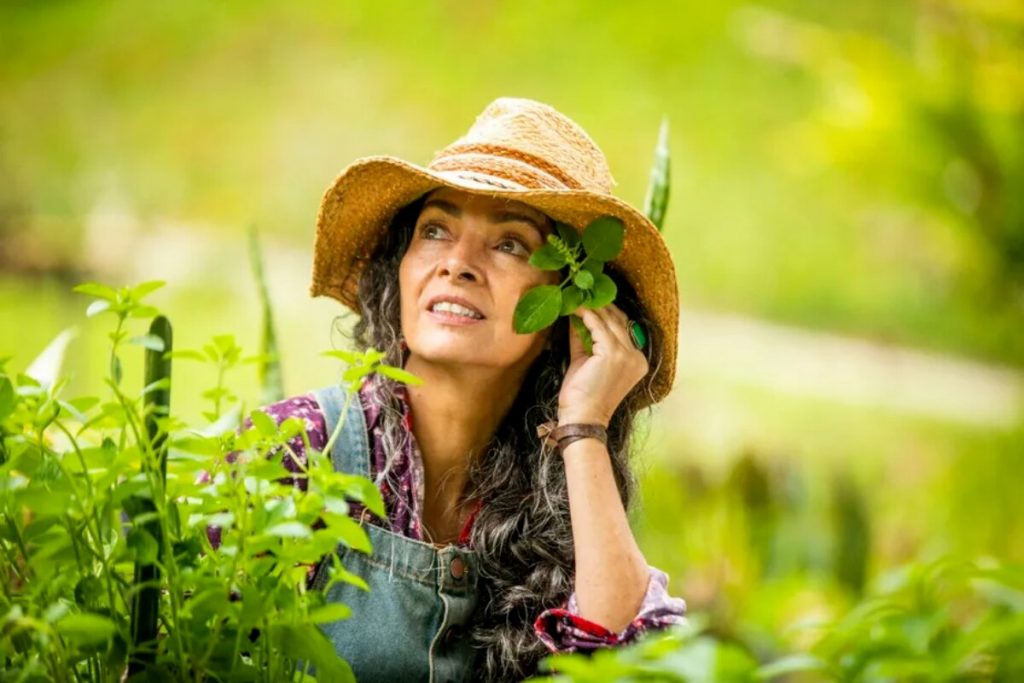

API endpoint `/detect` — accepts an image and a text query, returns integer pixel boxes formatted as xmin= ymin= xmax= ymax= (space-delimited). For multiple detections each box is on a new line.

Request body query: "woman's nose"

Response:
xmin=437 ymin=238 xmax=484 ymax=283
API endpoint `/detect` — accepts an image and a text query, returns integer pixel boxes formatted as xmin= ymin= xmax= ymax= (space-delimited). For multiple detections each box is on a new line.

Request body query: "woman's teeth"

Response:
xmin=431 ymin=302 xmax=483 ymax=319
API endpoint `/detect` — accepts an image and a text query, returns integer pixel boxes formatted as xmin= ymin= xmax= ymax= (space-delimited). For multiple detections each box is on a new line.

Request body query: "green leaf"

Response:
xmin=582 ymin=216 xmax=625 ymax=262
xmin=127 ymin=334 xmax=166 ymax=352
xmin=528 ymin=244 xmax=568 ymax=270
xmin=308 ymin=603 xmax=352 ymax=624
xmin=110 ymin=355 xmax=123 ymax=386
xmin=513 ymin=285 xmax=562 ymax=334
xmin=270 ymin=624 xmax=355 ymax=683
xmin=581 ymin=257 xmax=603 ymax=275
xmin=586 ymin=273 xmax=617 ymax=309
xmin=250 ymin=409 xmax=277 ymax=437
xmin=86 ymin=299 xmax=112 ymax=318
xmin=0 ymin=375 xmax=15 ymax=421
xmin=643 ymin=117 xmax=671 ymax=232
xmin=560 ymin=285 xmax=586 ymax=316
xmin=266 ymin=522 xmax=312 ymax=538
xmin=56 ymin=612 xmax=117 ymax=646
xmin=376 ymin=364 xmax=424 ymax=386
xmin=129 ymin=281 xmax=166 ymax=301
xmin=555 ymin=222 xmax=580 ymax=248
xmin=26 ymin=327 xmax=77 ymax=389
xmin=573 ymin=270 xmax=595 ymax=291
xmin=72 ymin=282 xmax=118 ymax=302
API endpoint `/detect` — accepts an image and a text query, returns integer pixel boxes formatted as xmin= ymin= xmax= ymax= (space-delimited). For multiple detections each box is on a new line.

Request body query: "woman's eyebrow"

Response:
xmin=490 ymin=210 xmax=551 ymax=241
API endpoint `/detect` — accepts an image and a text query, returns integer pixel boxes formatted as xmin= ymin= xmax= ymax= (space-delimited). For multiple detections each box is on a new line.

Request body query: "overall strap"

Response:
xmin=312 ymin=383 xmax=371 ymax=479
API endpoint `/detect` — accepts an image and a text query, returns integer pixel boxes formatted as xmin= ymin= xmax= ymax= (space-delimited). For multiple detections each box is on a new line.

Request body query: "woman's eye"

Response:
xmin=497 ymin=237 xmax=530 ymax=257
xmin=420 ymin=223 xmax=447 ymax=239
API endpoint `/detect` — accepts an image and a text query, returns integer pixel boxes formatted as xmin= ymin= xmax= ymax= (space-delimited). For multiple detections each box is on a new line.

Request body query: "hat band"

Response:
xmin=429 ymin=146 xmax=582 ymax=191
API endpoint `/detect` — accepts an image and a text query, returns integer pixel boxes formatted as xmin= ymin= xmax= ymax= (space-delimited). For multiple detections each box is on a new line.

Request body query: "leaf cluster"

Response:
xmin=513 ymin=216 xmax=625 ymax=354
xmin=0 ymin=281 xmax=415 ymax=682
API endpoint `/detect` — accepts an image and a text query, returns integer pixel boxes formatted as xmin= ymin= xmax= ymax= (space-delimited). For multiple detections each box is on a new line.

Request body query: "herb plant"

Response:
xmin=0 ymin=280 xmax=403 ymax=682
xmin=513 ymin=217 xmax=625 ymax=354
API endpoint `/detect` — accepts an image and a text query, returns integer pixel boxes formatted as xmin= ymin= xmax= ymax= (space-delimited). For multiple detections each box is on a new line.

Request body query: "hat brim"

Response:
xmin=311 ymin=155 xmax=678 ymax=406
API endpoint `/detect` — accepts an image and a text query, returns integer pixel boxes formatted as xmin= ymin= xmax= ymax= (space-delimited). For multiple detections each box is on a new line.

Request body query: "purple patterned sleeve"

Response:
xmin=533 ymin=566 xmax=687 ymax=653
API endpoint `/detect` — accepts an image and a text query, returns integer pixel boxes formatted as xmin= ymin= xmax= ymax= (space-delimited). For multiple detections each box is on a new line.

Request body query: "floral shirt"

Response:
xmin=247 ymin=375 xmax=686 ymax=653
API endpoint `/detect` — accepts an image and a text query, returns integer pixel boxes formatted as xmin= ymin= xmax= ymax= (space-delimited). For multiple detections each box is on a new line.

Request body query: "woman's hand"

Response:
xmin=557 ymin=304 xmax=649 ymax=427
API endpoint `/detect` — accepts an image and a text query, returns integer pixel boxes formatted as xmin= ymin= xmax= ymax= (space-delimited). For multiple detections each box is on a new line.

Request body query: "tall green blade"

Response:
xmin=128 ymin=315 xmax=172 ymax=675
xmin=643 ymin=116 xmax=671 ymax=232
xmin=249 ymin=225 xmax=284 ymax=404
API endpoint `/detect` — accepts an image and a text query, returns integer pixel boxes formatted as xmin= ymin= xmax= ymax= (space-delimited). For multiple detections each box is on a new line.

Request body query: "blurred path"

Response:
xmin=94 ymin=223 xmax=1024 ymax=428
xmin=675 ymin=310 xmax=1024 ymax=428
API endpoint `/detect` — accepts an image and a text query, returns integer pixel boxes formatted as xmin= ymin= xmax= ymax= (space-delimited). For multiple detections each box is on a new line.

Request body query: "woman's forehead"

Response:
xmin=422 ymin=187 xmax=552 ymax=228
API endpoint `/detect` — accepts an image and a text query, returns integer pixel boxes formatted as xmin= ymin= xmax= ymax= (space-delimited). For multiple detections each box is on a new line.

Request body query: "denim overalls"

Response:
xmin=310 ymin=385 xmax=482 ymax=683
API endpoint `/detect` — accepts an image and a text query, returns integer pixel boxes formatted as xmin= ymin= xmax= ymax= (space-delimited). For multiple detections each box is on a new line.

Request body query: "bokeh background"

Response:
xmin=2 ymin=0 xmax=1022 ymax=663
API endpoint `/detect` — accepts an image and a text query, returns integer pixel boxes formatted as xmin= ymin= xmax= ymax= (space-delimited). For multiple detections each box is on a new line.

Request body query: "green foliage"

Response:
xmin=531 ymin=558 xmax=1024 ymax=682
xmin=0 ymin=281 xmax=403 ymax=681
xmin=249 ymin=225 xmax=285 ymax=406
xmin=514 ymin=217 xmax=626 ymax=354
xmin=643 ymin=117 xmax=670 ymax=232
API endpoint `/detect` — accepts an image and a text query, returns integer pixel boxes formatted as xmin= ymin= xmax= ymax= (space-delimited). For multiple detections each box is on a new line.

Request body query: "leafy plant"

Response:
xmin=513 ymin=117 xmax=670 ymax=353
xmin=529 ymin=557 xmax=1024 ymax=682
xmin=0 ymin=280 xmax=410 ymax=682
xmin=513 ymin=217 xmax=625 ymax=354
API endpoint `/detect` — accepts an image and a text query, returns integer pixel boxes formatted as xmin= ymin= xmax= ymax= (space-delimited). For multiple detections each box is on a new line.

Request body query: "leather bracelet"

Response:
xmin=536 ymin=421 xmax=608 ymax=451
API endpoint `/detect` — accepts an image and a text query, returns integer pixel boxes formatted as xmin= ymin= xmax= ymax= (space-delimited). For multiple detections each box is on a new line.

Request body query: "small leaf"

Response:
xmin=270 ymin=624 xmax=354 ymax=683
xmin=581 ymin=216 xmax=625 ymax=262
xmin=26 ymin=327 xmax=77 ymax=389
xmin=513 ymin=285 xmax=562 ymax=334
xmin=127 ymin=305 xmax=159 ymax=319
xmin=57 ymin=612 xmax=117 ymax=646
xmin=586 ymin=273 xmax=617 ymax=309
xmin=110 ymin=355 xmax=123 ymax=386
xmin=308 ymin=603 xmax=352 ymax=624
xmin=0 ymin=376 xmax=15 ymax=421
xmin=573 ymin=270 xmax=595 ymax=291
xmin=72 ymin=282 xmax=118 ymax=302
xmin=376 ymin=365 xmax=424 ymax=386
xmin=127 ymin=334 xmax=166 ymax=352
xmin=581 ymin=257 xmax=603 ymax=275
xmin=86 ymin=300 xmax=112 ymax=318
xmin=266 ymin=522 xmax=312 ymax=538
xmin=528 ymin=244 xmax=568 ymax=271
xmin=249 ymin=409 xmax=277 ymax=437
xmin=130 ymin=280 xmax=166 ymax=301
xmin=560 ymin=285 xmax=586 ymax=316
xmin=555 ymin=222 xmax=580 ymax=248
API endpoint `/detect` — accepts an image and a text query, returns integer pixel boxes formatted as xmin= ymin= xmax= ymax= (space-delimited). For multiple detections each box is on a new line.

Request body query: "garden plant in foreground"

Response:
xmin=0 ymin=281 xmax=395 ymax=682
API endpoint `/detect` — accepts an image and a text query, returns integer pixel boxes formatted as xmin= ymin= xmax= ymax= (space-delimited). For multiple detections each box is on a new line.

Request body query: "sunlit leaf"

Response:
xmin=513 ymin=285 xmax=561 ymax=333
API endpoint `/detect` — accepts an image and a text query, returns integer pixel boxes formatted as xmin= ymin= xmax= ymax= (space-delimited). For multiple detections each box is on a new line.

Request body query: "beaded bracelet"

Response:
xmin=536 ymin=421 xmax=608 ymax=451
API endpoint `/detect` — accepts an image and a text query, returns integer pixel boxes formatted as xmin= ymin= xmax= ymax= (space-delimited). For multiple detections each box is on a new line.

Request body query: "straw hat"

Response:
xmin=311 ymin=97 xmax=678 ymax=405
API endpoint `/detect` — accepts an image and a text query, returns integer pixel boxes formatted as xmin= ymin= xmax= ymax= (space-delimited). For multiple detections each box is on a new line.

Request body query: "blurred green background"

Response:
xmin=2 ymin=0 xmax=1022 ymax=665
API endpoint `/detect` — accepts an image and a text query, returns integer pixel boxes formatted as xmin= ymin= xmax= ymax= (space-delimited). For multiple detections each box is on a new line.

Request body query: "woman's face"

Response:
xmin=399 ymin=187 xmax=560 ymax=375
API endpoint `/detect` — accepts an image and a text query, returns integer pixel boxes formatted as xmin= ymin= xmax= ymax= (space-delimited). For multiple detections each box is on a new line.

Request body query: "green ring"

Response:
xmin=628 ymin=321 xmax=647 ymax=350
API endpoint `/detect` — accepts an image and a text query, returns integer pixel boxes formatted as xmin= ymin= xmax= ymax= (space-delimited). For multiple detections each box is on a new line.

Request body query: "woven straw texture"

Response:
xmin=311 ymin=98 xmax=679 ymax=405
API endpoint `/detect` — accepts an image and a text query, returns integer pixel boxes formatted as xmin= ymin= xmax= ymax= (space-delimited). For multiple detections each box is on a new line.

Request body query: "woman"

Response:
xmin=263 ymin=98 xmax=686 ymax=682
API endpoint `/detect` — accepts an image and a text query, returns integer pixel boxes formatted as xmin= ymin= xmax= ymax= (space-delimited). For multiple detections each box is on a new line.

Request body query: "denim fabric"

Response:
xmin=311 ymin=384 xmax=481 ymax=683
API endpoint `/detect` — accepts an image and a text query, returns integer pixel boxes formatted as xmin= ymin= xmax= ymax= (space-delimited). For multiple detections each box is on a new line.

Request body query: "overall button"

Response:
xmin=449 ymin=556 xmax=467 ymax=580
